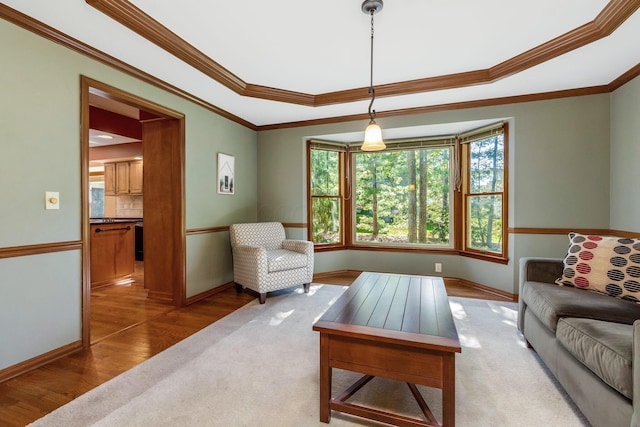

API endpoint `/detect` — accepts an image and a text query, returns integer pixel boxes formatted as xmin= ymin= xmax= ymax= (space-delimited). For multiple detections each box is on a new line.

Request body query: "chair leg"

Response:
xmin=303 ymin=283 xmax=310 ymax=293
xmin=259 ymin=293 xmax=267 ymax=304
xmin=234 ymin=283 xmax=243 ymax=294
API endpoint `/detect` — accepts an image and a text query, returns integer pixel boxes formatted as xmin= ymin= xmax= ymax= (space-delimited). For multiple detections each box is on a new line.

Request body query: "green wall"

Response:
xmin=2 ymin=8 xmax=638 ymax=375
xmin=257 ymin=94 xmax=614 ymax=294
xmin=610 ymin=76 xmax=640 ymax=232
xmin=0 ymin=18 xmax=257 ymax=370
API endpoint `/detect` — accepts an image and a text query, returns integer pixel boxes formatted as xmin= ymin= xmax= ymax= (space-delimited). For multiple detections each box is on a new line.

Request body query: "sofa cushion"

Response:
xmin=556 ymin=318 xmax=633 ymax=399
xmin=266 ymin=249 xmax=307 ymax=273
xmin=555 ymin=232 xmax=640 ymax=302
xmin=521 ymin=281 xmax=640 ymax=332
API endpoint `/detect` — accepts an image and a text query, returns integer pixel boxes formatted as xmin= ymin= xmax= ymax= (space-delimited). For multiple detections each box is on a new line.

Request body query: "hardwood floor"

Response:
xmin=319 ymin=270 xmax=514 ymax=301
xmin=90 ymin=262 xmax=175 ymax=344
xmin=0 ymin=270 xmax=511 ymax=426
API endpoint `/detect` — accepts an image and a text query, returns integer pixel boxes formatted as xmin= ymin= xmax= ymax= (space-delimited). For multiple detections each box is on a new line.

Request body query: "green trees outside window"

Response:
xmin=354 ymin=147 xmax=451 ymax=246
xmin=310 ymin=149 xmax=342 ymax=244
xmin=465 ymin=134 xmax=505 ymax=254
xmin=307 ymin=122 xmax=507 ymax=261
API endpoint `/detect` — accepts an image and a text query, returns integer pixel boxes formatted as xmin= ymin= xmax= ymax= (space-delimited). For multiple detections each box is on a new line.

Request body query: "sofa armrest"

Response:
xmin=633 ymin=320 xmax=640 ymax=427
xmin=520 ymin=257 xmax=564 ymax=285
xmin=518 ymin=257 xmax=564 ymax=333
xmin=232 ymin=245 xmax=268 ymax=288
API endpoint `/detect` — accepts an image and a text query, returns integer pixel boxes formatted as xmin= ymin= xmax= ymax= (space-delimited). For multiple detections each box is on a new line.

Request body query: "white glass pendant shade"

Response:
xmin=362 ymin=120 xmax=385 ymax=151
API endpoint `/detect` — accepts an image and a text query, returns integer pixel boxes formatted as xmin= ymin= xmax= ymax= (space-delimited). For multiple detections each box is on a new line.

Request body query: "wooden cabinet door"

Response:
xmin=104 ymin=163 xmax=116 ymax=196
xmin=116 ymin=162 xmax=130 ymax=194
xmin=129 ymin=161 xmax=143 ymax=194
xmin=90 ymin=223 xmax=135 ymax=287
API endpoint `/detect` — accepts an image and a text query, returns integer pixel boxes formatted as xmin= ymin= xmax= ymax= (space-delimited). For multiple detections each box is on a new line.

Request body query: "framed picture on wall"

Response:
xmin=217 ymin=153 xmax=235 ymax=195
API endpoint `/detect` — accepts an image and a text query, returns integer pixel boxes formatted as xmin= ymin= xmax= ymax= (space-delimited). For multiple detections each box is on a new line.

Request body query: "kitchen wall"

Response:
xmin=0 ymin=16 xmax=257 ymax=372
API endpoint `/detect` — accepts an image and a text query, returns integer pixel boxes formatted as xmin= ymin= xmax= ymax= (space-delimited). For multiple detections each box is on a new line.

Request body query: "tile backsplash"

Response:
xmin=116 ymin=195 xmax=143 ymax=218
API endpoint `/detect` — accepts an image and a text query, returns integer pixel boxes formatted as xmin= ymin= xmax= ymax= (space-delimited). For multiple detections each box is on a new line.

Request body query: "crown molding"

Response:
xmin=86 ymin=0 xmax=315 ymax=106
xmin=490 ymin=0 xmax=640 ymax=80
xmin=608 ymin=62 xmax=640 ymax=91
xmin=87 ymin=0 xmax=640 ymax=107
xmin=3 ymin=2 xmax=640 ymax=132
xmin=0 ymin=3 xmax=256 ymax=130
xmin=256 ymin=86 xmax=611 ymax=131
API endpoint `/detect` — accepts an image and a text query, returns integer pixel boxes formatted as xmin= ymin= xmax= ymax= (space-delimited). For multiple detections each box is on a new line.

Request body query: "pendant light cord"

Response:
xmin=367 ymin=9 xmax=376 ymax=122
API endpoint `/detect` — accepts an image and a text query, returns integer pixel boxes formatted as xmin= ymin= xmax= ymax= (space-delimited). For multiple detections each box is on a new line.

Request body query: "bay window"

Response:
xmin=307 ymin=122 xmax=508 ymax=262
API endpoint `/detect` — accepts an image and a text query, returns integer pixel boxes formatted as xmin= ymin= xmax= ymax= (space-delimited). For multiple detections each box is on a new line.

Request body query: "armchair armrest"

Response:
xmin=232 ymin=245 xmax=268 ymax=288
xmin=633 ymin=320 xmax=640 ymax=427
xmin=282 ymin=239 xmax=313 ymax=256
xmin=282 ymin=240 xmax=314 ymax=280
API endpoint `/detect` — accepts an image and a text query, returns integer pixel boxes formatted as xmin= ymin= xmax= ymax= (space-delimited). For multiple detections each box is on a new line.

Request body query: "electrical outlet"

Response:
xmin=435 ymin=263 xmax=442 ymax=273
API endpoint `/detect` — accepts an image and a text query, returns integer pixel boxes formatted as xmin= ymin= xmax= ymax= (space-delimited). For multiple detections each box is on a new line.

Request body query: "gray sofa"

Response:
xmin=518 ymin=257 xmax=640 ymax=427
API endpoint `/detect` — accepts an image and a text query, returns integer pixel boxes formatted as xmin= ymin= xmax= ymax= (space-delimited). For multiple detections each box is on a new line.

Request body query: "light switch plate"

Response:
xmin=45 ymin=191 xmax=60 ymax=210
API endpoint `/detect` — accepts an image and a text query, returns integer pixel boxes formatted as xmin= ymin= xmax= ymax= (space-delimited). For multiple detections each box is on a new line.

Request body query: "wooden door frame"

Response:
xmin=80 ymin=76 xmax=186 ymax=348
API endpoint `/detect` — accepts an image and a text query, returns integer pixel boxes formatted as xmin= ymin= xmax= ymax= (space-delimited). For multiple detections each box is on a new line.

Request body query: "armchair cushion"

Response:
xmin=267 ymin=249 xmax=308 ymax=272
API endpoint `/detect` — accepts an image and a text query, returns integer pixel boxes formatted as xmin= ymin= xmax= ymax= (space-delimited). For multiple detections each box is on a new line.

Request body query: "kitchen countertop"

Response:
xmin=90 ymin=218 xmax=142 ymax=224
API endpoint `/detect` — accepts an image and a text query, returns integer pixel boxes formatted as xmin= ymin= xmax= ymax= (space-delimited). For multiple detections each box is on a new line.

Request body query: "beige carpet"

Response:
xmin=30 ymin=284 xmax=589 ymax=426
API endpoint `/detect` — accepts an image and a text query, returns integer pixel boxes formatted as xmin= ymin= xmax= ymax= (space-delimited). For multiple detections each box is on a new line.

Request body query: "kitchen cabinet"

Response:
xmin=115 ymin=162 xmax=130 ymax=194
xmin=104 ymin=160 xmax=143 ymax=195
xmin=129 ymin=160 xmax=143 ymax=194
xmin=104 ymin=163 xmax=116 ymax=196
xmin=90 ymin=221 xmax=135 ymax=288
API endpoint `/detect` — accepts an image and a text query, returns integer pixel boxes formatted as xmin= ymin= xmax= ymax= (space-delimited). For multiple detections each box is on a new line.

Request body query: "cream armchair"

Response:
xmin=229 ymin=222 xmax=314 ymax=304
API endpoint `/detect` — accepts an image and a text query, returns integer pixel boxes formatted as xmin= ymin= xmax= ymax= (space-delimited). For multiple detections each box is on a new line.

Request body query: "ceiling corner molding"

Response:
xmin=596 ymin=0 xmax=640 ymax=32
xmin=86 ymin=0 xmax=248 ymax=94
xmin=243 ymin=84 xmax=315 ymax=106
xmin=490 ymin=0 xmax=640 ymax=80
xmin=86 ymin=0 xmax=316 ymax=106
xmin=609 ymin=62 xmax=640 ymax=91
xmin=0 ymin=3 xmax=256 ymax=130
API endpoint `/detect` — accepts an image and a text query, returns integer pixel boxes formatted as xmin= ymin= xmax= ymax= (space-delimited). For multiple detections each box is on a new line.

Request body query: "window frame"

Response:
xmin=460 ymin=123 xmax=508 ymax=263
xmin=349 ymin=143 xmax=456 ymax=250
xmin=306 ymin=122 xmax=509 ymax=263
xmin=307 ymin=140 xmax=347 ymax=250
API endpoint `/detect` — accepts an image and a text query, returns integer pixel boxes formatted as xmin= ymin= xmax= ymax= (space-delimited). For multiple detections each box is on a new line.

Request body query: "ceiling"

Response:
xmin=89 ymin=128 xmax=139 ymax=147
xmin=4 ymin=0 xmax=640 ymax=129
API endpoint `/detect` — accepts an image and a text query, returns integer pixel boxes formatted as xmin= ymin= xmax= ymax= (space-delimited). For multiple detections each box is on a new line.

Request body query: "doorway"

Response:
xmin=81 ymin=77 xmax=186 ymax=348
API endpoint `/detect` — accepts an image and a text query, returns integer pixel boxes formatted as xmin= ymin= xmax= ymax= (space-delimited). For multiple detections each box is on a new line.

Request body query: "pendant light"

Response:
xmin=361 ymin=0 xmax=385 ymax=151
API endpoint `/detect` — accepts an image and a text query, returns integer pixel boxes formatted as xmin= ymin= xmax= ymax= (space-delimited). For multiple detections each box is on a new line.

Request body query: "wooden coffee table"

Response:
xmin=313 ymin=272 xmax=461 ymax=427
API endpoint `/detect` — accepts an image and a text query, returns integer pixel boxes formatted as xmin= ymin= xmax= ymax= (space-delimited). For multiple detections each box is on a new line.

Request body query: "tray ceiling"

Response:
xmin=3 ymin=0 xmax=640 ymax=128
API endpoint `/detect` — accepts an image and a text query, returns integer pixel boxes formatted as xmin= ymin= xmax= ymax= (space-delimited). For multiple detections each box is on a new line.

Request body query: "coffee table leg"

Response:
xmin=319 ymin=334 xmax=331 ymax=422
xmin=442 ymin=353 xmax=455 ymax=427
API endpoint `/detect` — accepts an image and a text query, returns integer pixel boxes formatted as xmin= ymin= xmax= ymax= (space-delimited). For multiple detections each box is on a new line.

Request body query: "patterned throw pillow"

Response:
xmin=555 ymin=232 xmax=640 ymax=302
